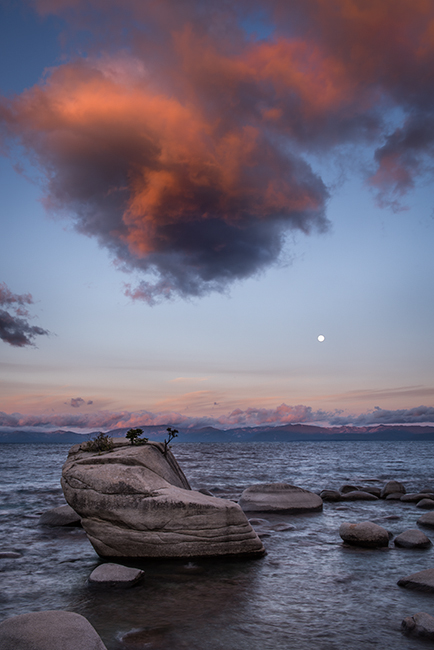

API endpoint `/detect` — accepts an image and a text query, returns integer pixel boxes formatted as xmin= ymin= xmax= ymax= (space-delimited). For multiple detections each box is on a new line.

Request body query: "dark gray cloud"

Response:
xmin=0 ymin=283 xmax=49 ymax=347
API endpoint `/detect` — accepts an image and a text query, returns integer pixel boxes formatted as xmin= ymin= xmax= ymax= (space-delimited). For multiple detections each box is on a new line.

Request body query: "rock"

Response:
xmin=238 ymin=483 xmax=323 ymax=513
xmin=386 ymin=492 xmax=406 ymax=500
xmin=320 ymin=489 xmax=341 ymax=501
xmin=340 ymin=491 xmax=378 ymax=501
xmin=417 ymin=512 xmax=434 ymax=527
xmin=402 ymin=612 xmax=434 ymax=638
xmin=360 ymin=486 xmax=382 ymax=497
xmin=401 ymin=493 xmax=433 ymax=502
xmin=89 ymin=563 xmax=144 ymax=587
xmin=339 ymin=485 xmax=359 ymax=494
xmin=339 ymin=521 xmax=390 ymax=548
xmin=419 ymin=487 xmax=434 ymax=494
xmin=62 ymin=440 xmax=264 ymax=558
xmin=0 ymin=610 xmax=107 ymax=650
xmin=198 ymin=488 xmax=214 ymax=496
xmin=39 ymin=504 xmax=81 ymax=527
xmin=398 ymin=568 xmax=434 ymax=591
xmin=417 ymin=498 xmax=434 ymax=509
xmin=271 ymin=522 xmax=295 ymax=532
xmin=0 ymin=551 xmax=22 ymax=558
xmin=394 ymin=529 xmax=432 ymax=549
xmin=381 ymin=480 xmax=405 ymax=498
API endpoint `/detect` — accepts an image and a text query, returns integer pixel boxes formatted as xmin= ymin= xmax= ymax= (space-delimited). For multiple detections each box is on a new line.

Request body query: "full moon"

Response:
xmin=317 ymin=335 xmax=325 ymax=342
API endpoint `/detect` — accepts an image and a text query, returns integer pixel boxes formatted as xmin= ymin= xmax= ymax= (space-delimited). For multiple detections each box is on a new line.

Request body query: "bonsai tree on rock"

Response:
xmin=164 ymin=427 xmax=178 ymax=456
xmin=126 ymin=428 xmax=148 ymax=446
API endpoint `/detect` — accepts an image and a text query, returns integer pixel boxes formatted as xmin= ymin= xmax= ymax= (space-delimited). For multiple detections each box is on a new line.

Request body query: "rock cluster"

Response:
xmin=402 ymin=612 xmax=434 ymax=639
xmin=61 ymin=440 xmax=264 ymax=559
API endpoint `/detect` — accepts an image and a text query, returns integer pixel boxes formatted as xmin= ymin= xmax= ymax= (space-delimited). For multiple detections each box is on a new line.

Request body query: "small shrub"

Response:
xmin=163 ymin=427 xmax=178 ymax=456
xmin=126 ymin=428 xmax=148 ymax=446
xmin=82 ymin=432 xmax=114 ymax=452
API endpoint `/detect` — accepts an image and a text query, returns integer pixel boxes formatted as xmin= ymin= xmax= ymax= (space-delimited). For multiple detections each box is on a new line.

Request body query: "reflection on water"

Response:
xmin=1 ymin=442 xmax=434 ymax=649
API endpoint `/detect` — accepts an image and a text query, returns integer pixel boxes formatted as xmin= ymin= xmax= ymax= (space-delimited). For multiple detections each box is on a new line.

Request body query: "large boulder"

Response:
xmin=61 ymin=440 xmax=264 ymax=559
xmin=339 ymin=521 xmax=389 ymax=548
xmin=238 ymin=483 xmax=323 ymax=513
xmin=0 ymin=610 xmax=107 ymax=650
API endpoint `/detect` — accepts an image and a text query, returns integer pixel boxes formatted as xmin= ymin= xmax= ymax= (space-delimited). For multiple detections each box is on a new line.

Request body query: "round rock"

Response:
xmin=340 ymin=491 xmax=378 ymax=501
xmin=0 ymin=610 xmax=107 ymax=650
xmin=39 ymin=505 xmax=81 ymax=527
xmin=339 ymin=521 xmax=390 ymax=548
xmin=417 ymin=511 xmax=434 ymax=527
xmin=89 ymin=563 xmax=144 ymax=587
xmin=239 ymin=483 xmax=323 ymax=513
xmin=339 ymin=485 xmax=359 ymax=494
xmin=394 ymin=529 xmax=432 ymax=549
xmin=401 ymin=493 xmax=433 ymax=503
xmin=402 ymin=612 xmax=434 ymax=638
xmin=381 ymin=480 xmax=405 ymax=498
xmin=417 ymin=498 xmax=434 ymax=509
xmin=320 ymin=489 xmax=341 ymax=502
xmin=385 ymin=492 xmax=405 ymax=500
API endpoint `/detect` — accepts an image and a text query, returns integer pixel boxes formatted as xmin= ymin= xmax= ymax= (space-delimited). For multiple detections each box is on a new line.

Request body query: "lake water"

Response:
xmin=1 ymin=441 xmax=434 ymax=649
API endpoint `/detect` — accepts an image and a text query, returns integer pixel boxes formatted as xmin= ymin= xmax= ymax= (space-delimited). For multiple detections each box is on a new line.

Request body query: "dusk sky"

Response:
xmin=1 ymin=0 xmax=434 ymax=431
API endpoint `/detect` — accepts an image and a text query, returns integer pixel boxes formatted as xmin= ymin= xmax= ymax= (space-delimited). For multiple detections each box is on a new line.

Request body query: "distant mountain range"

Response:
xmin=1 ymin=423 xmax=434 ymax=443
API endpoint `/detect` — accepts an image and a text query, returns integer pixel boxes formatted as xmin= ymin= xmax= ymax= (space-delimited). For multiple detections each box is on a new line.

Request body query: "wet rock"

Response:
xmin=198 ymin=488 xmax=214 ymax=496
xmin=402 ymin=612 xmax=434 ymax=638
xmin=339 ymin=485 xmax=359 ymax=494
xmin=417 ymin=512 xmax=434 ymax=527
xmin=239 ymin=483 xmax=323 ymax=513
xmin=0 ymin=551 xmax=22 ymax=558
xmin=62 ymin=440 xmax=264 ymax=558
xmin=320 ymin=489 xmax=341 ymax=501
xmin=400 ymin=493 xmax=433 ymax=502
xmin=340 ymin=491 xmax=378 ymax=501
xmin=394 ymin=529 xmax=432 ymax=549
xmin=38 ymin=504 xmax=81 ymax=527
xmin=419 ymin=487 xmax=434 ymax=494
xmin=0 ymin=610 xmax=107 ymax=650
xmin=89 ymin=563 xmax=144 ymax=587
xmin=381 ymin=480 xmax=405 ymax=498
xmin=360 ymin=486 xmax=382 ymax=497
xmin=339 ymin=521 xmax=390 ymax=548
xmin=416 ymin=498 xmax=434 ymax=509
xmin=385 ymin=492 xmax=405 ymax=500
xmin=398 ymin=568 xmax=434 ymax=591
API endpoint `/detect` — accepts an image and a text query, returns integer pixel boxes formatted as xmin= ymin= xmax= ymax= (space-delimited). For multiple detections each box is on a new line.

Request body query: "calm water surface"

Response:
xmin=1 ymin=441 xmax=434 ymax=649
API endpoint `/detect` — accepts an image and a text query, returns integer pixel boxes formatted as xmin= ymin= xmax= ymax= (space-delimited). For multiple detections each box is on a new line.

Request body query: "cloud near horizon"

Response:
xmin=1 ymin=403 xmax=434 ymax=431
xmin=0 ymin=282 xmax=49 ymax=347
xmin=2 ymin=0 xmax=434 ymax=301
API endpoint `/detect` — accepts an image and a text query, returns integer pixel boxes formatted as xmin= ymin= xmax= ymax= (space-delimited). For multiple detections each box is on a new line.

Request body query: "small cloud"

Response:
xmin=0 ymin=282 xmax=49 ymax=348
xmin=68 ymin=397 xmax=85 ymax=408
xmin=87 ymin=400 xmax=93 ymax=405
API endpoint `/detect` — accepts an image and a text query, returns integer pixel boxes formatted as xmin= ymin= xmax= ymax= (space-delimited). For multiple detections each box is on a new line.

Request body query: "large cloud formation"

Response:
xmin=0 ymin=282 xmax=49 ymax=347
xmin=2 ymin=0 xmax=434 ymax=301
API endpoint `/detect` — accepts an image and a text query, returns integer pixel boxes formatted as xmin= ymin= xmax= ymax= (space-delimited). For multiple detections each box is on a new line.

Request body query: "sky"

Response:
xmin=1 ymin=0 xmax=434 ymax=432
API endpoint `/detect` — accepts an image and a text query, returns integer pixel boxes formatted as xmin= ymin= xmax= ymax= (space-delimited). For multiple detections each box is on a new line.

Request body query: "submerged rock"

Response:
xmin=0 ymin=610 xmax=107 ymax=650
xmin=394 ymin=529 xmax=432 ymax=549
xmin=339 ymin=521 xmax=389 ymax=548
xmin=398 ymin=568 xmax=434 ymax=591
xmin=402 ymin=612 xmax=434 ymax=638
xmin=238 ymin=483 xmax=323 ymax=513
xmin=61 ymin=440 xmax=264 ymax=559
xmin=89 ymin=563 xmax=144 ymax=587
xmin=38 ymin=504 xmax=81 ymax=527
xmin=381 ymin=480 xmax=405 ymax=498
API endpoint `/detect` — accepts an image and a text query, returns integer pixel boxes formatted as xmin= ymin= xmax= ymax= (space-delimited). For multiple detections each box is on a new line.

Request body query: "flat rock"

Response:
xmin=39 ymin=504 xmax=81 ymax=527
xmin=402 ymin=612 xmax=434 ymax=638
xmin=238 ymin=483 xmax=323 ymax=513
xmin=340 ymin=491 xmax=378 ymax=501
xmin=381 ymin=480 xmax=406 ymax=498
xmin=0 ymin=551 xmax=22 ymax=558
xmin=89 ymin=563 xmax=144 ymax=587
xmin=339 ymin=521 xmax=389 ymax=548
xmin=417 ymin=512 xmax=434 ymax=527
xmin=398 ymin=568 xmax=434 ymax=591
xmin=62 ymin=440 xmax=264 ymax=558
xmin=320 ymin=489 xmax=341 ymax=501
xmin=0 ymin=610 xmax=107 ymax=650
xmin=394 ymin=529 xmax=432 ymax=549
xmin=401 ymin=493 xmax=433 ymax=502
xmin=417 ymin=498 xmax=434 ymax=509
